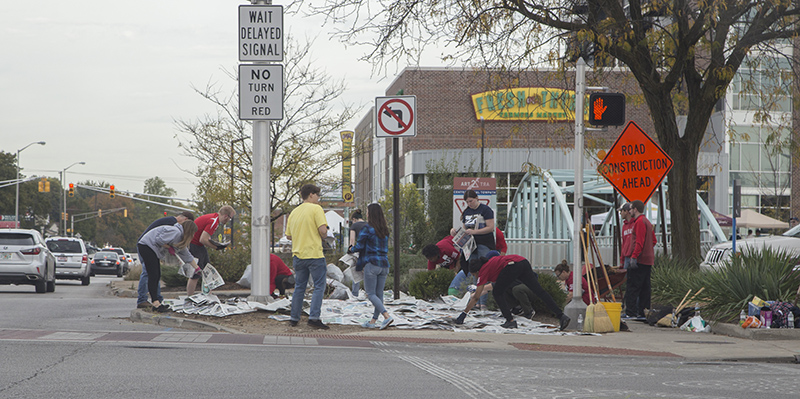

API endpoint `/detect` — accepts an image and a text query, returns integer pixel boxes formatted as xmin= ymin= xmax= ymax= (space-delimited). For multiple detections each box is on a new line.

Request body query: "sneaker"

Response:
xmin=153 ymin=304 xmax=170 ymax=313
xmin=308 ymin=319 xmax=329 ymax=330
xmin=380 ymin=316 xmax=394 ymax=330
xmin=511 ymin=306 xmax=523 ymax=315
xmin=522 ymin=309 xmax=535 ymax=319
xmin=361 ymin=321 xmax=378 ymax=328
xmin=289 ymin=320 xmax=298 ymax=327
xmin=137 ymin=302 xmax=152 ymax=309
xmin=559 ymin=313 xmax=571 ymax=331
xmin=500 ymin=319 xmax=517 ymax=329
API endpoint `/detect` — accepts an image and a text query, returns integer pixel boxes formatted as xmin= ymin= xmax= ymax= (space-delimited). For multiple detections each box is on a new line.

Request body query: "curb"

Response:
xmin=711 ymin=322 xmax=800 ymax=340
xmin=130 ymin=309 xmax=242 ymax=334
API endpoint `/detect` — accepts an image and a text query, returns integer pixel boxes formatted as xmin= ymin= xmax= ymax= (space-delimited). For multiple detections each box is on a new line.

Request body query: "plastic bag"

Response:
xmin=178 ymin=262 xmax=196 ymax=278
xmin=680 ymin=315 xmax=710 ymax=332
xmin=326 ymin=263 xmax=344 ymax=282
xmin=236 ymin=264 xmax=252 ymax=288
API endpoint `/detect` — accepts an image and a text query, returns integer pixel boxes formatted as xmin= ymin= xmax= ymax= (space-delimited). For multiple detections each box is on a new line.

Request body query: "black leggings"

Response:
xmin=492 ymin=260 xmax=563 ymax=321
xmin=137 ymin=244 xmax=161 ymax=303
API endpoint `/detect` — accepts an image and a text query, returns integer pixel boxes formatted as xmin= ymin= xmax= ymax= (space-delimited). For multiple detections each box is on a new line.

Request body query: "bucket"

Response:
xmin=601 ymin=302 xmax=622 ymax=332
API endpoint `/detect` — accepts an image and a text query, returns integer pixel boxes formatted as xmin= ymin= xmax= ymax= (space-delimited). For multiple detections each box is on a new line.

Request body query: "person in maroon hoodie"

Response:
xmin=619 ymin=202 xmax=634 ymax=269
xmin=626 ymin=200 xmax=657 ymax=318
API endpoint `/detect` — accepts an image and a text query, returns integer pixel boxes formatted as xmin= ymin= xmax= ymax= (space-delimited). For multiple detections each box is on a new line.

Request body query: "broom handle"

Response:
xmin=581 ymin=226 xmax=593 ymax=303
xmin=675 ymin=289 xmax=693 ymax=314
xmin=585 ymin=224 xmax=601 ymax=301
xmin=677 ymin=287 xmax=705 ymax=313
xmin=588 ymin=222 xmax=616 ymax=302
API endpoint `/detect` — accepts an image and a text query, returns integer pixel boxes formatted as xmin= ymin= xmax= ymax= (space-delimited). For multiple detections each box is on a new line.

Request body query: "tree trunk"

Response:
xmin=665 ymin=141 xmax=702 ymax=263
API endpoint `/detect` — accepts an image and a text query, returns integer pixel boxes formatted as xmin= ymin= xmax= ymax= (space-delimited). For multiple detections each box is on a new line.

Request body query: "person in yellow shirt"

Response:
xmin=285 ymin=184 xmax=330 ymax=329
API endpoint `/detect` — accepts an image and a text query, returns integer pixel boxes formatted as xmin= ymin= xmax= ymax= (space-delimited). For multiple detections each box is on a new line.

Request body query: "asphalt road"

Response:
xmin=2 ymin=277 xmax=799 ymax=398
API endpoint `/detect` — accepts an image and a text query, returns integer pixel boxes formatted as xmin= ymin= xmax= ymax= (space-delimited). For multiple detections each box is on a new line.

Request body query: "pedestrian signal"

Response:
xmin=588 ymin=93 xmax=626 ymax=126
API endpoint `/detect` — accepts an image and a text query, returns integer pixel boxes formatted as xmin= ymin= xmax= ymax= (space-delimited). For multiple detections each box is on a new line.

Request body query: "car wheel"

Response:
xmin=46 ymin=279 xmax=56 ymax=292
xmin=116 ymin=267 xmax=123 ymax=278
xmin=81 ymin=274 xmax=90 ymax=286
xmin=35 ymin=279 xmax=46 ymax=293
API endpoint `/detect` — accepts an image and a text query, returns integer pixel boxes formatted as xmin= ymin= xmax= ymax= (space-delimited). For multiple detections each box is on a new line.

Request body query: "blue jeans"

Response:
xmin=290 ymin=257 xmax=327 ymax=321
xmin=351 ymin=281 xmax=360 ymax=296
xmin=467 ymin=244 xmax=492 ymax=262
xmin=364 ymin=263 xmax=389 ymax=319
xmin=137 ymin=253 xmax=162 ymax=305
xmin=448 ymin=270 xmax=487 ymax=305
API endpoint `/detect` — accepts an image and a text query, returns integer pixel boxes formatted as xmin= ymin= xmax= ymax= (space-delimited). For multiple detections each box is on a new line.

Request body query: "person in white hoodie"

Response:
xmin=137 ymin=220 xmax=200 ymax=312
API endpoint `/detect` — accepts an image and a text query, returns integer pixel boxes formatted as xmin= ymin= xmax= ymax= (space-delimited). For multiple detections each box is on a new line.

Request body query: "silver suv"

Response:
xmin=46 ymin=237 xmax=91 ymax=285
xmin=0 ymin=229 xmax=56 ymax=293
xmin=700 ymin=224 xmax=800 ymax=271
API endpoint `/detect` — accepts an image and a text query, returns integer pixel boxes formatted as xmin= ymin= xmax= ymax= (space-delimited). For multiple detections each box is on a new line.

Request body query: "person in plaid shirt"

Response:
xmin=350 ymin=203 xmax=394 ymax=329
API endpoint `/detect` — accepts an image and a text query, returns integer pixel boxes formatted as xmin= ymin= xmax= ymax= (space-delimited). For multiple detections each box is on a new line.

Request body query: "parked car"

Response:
xmin=0 ymin=229 xmax=56 ymax=293
xmin=46 ymin=236 xmax=91 ymax=285
xmin=700 ymin=224 xmax=800 ymax=271
xmin=90 ymin=251 xmax=124 ymax=277
xmin=103 ymin=247 xmax=129 ymax=274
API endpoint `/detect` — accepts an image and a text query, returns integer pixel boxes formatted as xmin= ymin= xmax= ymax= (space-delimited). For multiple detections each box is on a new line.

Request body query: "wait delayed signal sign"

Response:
xmin=598 ymin=121 xmax=673 ymax=203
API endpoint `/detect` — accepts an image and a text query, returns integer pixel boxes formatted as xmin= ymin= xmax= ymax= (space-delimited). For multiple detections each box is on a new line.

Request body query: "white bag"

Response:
xmin=326 ymin=263 xmax=344 ymax=282
xmin=680 ymin=315 xmax=711 ymax=333
xmin=177 ymin=262 xmax=196 ymax=278
xmin=236 ymin=264 xmax=253 ymax=288
xmin=343 ymin=265 xmax=364 ymax=284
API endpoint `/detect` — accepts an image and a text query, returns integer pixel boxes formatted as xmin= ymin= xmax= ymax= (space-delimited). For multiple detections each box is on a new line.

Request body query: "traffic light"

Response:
xmin=68 ymin=183 xmax=74 ymax=197
xmin=164 ymin=211 xmax=168 ymax=216
xmin=109 ymin=185 xmax=115 ymax=198
xmin=45 ymin=181 xmax=50 ymax=192
xmin=38 ymin=178 xmax=49 ymax=192
xmin=123 ymin=209 xmax=128 ymax=218
xmin=38 ymin=179 xmax=44 ymax=192
xmin=98 ymin=209 xmax=102 ymax=218
xmin=588 ymin=92 xmax=626 ymax=126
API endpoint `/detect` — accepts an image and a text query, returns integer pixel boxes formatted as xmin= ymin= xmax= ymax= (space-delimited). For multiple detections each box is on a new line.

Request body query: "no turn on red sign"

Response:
xmin=598 ymin=121 xmax=673 ymax=203
xmin=375 ymin=96 xmax=417 ymax=137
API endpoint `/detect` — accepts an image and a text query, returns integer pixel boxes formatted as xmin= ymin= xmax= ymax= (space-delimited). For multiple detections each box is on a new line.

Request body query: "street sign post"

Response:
xmin=239 ymin=5 xmax=283 ymax=62
xmin=598 ymin=121 xmax=674 ymax=203
xmin=239 ymin=64 xmax=284 ymax=120
xmin=375 ymin=96 xmax=417 ymax=137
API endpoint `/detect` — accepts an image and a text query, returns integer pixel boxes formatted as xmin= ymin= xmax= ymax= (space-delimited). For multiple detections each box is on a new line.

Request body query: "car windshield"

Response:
xmin=94 ymin=252 xmax=118 ymax=259
xmin=47 ymin=240 xmax=83 ymax=253
xmin=783 ymin=224 xmax=800 ymax=238
xmin=0 ymin=233 xmax=35 ymax=245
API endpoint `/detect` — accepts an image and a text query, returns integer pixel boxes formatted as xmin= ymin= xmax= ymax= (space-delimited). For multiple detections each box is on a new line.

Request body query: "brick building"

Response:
xmin=353 ymin=67 xmax=739 ymax=225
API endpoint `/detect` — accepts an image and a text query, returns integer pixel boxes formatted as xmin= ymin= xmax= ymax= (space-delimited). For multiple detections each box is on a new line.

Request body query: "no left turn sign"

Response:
xmin=375 ymin=96 xmax=417 ymax=137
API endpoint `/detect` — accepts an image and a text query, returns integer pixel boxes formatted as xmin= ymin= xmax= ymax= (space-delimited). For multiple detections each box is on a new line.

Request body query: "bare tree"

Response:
xmin=175 ymin=35 xmax=359 ymax=218
xmin=312 ymin=0 xmax=800 ymax=261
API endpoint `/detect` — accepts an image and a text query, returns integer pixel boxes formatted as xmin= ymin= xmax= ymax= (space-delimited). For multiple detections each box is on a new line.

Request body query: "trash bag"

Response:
xmin=236 ymin=264 xmax=253 ymax=288
xmin=327 ymin=279 xmax=350 ymax=300
xmin=326 ymin=263 xmax=344 ymax=282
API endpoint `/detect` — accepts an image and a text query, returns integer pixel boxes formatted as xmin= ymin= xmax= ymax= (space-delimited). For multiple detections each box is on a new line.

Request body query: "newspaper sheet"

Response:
xmin=451 ymin=227 xmax=476 ymax=260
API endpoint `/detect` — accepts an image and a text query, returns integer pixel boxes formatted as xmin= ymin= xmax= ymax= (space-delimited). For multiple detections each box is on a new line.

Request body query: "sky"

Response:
xmin=0 ymin=1 xmax=410 ymax=200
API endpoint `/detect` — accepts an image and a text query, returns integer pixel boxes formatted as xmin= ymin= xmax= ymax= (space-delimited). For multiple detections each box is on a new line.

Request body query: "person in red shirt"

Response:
xmin=495 ymin=228 xmax=507 ymax=255
xmin=619 ymin=202 xmax=634 ymax=269
xmin=269 ymin=254 xmax=295 ymax=298
xmin=553 ymin=261 xmax=589 ymax=305
xmin=455 ymin=254 xmax=570 ymax=330
xmin=187 ymin=205 xmax=236 ymax=295
xmin=626 ymin=200 xmax=656 ymax=318
xmin=422 ymin=237 xmax=461 ymax=271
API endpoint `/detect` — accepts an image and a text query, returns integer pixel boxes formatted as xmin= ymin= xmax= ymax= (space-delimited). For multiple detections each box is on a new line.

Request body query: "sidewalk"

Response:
xmin=110 ymin=281 xmax=800 ymax=363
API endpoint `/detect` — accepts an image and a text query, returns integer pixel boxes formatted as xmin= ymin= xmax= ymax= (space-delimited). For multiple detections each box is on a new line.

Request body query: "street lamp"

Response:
xmin=15 ymin=141 xmax=46 ymax=228
xmin=61 ymin=161 xmax=86 ymax=235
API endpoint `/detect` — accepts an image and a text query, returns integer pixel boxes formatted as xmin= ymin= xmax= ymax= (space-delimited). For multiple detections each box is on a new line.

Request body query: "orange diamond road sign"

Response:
xmin=598 ymin=121 xmax=673 ymax=203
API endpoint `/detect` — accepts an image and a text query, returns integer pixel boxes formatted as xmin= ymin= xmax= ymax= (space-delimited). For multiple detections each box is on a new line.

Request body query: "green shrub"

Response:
xmin=125 ymin=264 xmax=142 ymax=281
xmin=409 ymin=268 xmax=456 ymax=300
xmin=160 ymin=265 xmax=187 ymax=288
xmin=209 ymin=246 xmax=251 ymax=283
xmin=698 ymin=247 xmax=800 ymax=322
xmin=651 ymin=254 xmax=704 ymax=306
